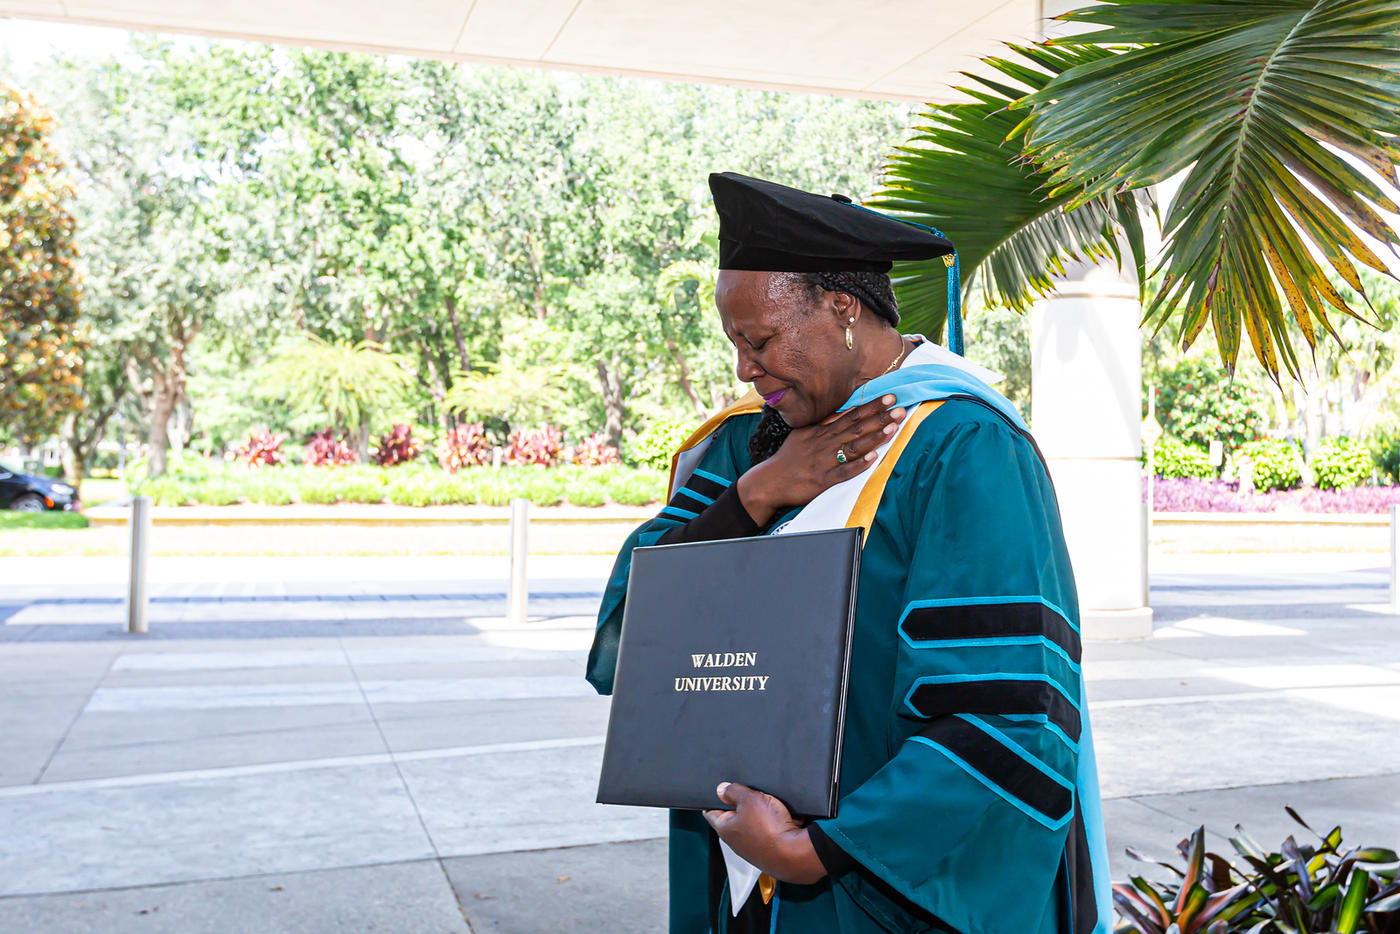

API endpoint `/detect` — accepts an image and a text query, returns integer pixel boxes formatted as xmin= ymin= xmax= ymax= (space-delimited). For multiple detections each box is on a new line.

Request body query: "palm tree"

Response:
xmin=261 ymin=336 xmax=415 ymax=459
xmin=442 ymin=359 xmax=575 ymax=435
xmin=878 ymin=0 xmax=1400 ymax=382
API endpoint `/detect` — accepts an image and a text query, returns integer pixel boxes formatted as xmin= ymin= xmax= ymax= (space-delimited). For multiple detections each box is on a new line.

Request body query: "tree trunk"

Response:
xmin=147 ymin=376 xmax=177 ymax=478
xmin=60 ymin=413 xmax=86 ymax=501
xmin=596 ymin=355 xmax=625 ymax=449
xmin=522 ymin=235 xmax=548 ymax=321
xmin=60 ymin=385 xmax=126 ymax=502
xmin=355 ymin=421 xmax=372 ymax=463
xmin=663 ymin=336 xmax=706 ymax=416
xmin=144 ymin=338 xmax=192 ymax=478
xmin=142 ymin=309 xmax=200 ymax=478
xmin=168 ymin=394 xmax=192 ymax=455
xmin=445 ymin=296 xmax=470 ymax=373
xmin=419 ymin=347 xmax=450 ymax=435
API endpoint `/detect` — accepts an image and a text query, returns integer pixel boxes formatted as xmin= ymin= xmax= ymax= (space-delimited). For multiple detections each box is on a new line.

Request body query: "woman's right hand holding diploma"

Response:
xmin=704 ymin=781 xmax=827 ymax=885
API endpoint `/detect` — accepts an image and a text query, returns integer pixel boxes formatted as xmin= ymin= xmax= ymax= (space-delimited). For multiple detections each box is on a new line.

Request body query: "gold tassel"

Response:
xmin=758 ymin=873 xmax=776 ymax=905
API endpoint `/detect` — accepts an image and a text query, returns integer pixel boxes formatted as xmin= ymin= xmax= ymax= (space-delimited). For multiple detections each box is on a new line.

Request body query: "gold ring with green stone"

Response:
xmin=836 ymin=447 xmax=848 ymax=465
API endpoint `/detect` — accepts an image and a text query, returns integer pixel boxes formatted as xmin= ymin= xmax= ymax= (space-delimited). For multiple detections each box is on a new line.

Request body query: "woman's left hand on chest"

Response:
xmin=703 ymin=781 xmax=828 ymax=884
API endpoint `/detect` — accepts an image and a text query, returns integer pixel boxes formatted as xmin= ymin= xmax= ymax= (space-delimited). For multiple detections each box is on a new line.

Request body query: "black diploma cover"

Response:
xmin=596 ymin=528 xmax=860 ymax=819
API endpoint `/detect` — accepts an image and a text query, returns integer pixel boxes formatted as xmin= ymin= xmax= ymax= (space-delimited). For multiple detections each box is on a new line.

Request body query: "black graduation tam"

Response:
xmin=709 ymin=172 xmax=953 ymax=274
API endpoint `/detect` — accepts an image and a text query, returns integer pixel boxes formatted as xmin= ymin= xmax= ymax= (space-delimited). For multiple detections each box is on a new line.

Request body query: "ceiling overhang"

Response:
xmin=0 ymin=0 xmax=1043 ymax=102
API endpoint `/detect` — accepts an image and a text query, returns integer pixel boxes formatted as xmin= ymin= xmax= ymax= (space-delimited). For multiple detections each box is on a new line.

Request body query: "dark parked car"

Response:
xmin=0 ymin=458 xmax=79 ymax=511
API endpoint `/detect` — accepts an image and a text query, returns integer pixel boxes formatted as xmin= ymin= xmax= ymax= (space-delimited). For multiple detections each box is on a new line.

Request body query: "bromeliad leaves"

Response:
xmin=1113 ymin=812 xmax=1400 ymax=934
xmin=1019 ymin=0 xmax=1400 ymax=380
xmin=872 ymin=44 xmax=1150 ymax=340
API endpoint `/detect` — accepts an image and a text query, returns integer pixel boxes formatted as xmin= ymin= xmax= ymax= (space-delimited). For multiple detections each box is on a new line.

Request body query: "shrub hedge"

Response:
xmin=1237 ymin=438 xmax=1303 ymax=491
xmin=626 ymin=418 xmax=698 ymax=471
xmin=1152 ymin=436 xmax=1216 ymax=480
xmin=129 ymin=463 xmax=666 ymax=507
xmin=1309 ymin=436 xmax=1372 ymax=490
xmin=1368 ymin=424 xmax=1400 ymax=484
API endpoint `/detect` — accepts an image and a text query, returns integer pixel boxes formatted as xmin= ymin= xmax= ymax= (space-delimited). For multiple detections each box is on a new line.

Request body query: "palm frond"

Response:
xmin=871 ymin=43 xmax=1150 ymax=340
xmin=1019 ymin=0 xmax=1400 ymax=380
xmin=262 ymin=335 xmax=415 ymax=430
xmin=657 ymin=258 xmax=717 ymax=311
xmin=443 ymin=359 xmax=574 ymax=427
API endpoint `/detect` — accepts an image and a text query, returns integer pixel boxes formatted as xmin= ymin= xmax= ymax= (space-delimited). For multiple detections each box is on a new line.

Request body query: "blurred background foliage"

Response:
xmin=2 ymin=13 xmax=1399 ymax=503
xmin=1 ymin=40 xmax=922 ymax=491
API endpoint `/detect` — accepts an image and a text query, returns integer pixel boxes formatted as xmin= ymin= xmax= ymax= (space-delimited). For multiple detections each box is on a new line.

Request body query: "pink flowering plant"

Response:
xmin=505 ymin=425 xmax=563 ymax=467
xmin=571 ymin=432 xmax=621 ymax=467
xmin=236 ymin=428 xmax=287 ymax=467
xmin=1145 ymin=477 xmax=1400 ymax=514
xmin=304 ymin=429 xmax=358 ymax=467
xmin=374 ymin=424 xmax=423 ymax=467
xmin=436 ymin=422 xmax=492 ymax=472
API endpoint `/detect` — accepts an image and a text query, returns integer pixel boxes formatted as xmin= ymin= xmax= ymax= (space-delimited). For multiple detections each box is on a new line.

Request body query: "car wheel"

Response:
xmin=10 ymin=493 xmax=46 ymax=512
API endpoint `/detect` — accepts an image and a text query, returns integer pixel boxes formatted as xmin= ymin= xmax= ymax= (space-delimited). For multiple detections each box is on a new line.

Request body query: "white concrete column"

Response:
xmin=1031 ymin=261 xmax=1153 ymax=639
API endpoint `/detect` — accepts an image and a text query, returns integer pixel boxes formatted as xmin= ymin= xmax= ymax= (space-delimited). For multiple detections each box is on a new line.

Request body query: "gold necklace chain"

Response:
xmin=858 ymin=333 xmax=909 ymax=405
xmin=877 ymin=332 xmax=908 ymax=378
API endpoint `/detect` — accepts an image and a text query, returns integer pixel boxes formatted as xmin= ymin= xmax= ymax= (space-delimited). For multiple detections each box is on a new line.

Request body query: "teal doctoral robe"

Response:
xmin=587 ymin=365 xmax=1112 ymax=934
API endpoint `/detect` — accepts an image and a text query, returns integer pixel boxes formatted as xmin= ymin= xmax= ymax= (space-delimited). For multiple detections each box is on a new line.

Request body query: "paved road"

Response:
xmin=1 ymin=552 xmax=1398 ymax=932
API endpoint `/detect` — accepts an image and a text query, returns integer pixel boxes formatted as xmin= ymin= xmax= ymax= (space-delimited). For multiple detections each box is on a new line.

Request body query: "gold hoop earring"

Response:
xmin=845 ymin=316 xmax=855 ymax=351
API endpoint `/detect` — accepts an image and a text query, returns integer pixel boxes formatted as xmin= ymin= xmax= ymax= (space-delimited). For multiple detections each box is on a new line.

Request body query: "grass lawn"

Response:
xmin=0 ymin=511 xmax=90 ymax=530
xmin=79 ymin=477 xmax=128 ymax=505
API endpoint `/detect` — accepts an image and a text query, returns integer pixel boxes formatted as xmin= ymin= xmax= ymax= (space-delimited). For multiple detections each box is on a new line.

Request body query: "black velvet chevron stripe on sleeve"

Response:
xmin=655 ymin=484 xmax=760 ymax=546
xmin=915 ymin=717 xmax=1074 ymax=826
xmin=675 ymin=470 xmax=730 ymax=507
xmin=900 ymin=600 xmax=1081 ymax=664
xmin=907 ymin=677 xmax=1081 ymax=743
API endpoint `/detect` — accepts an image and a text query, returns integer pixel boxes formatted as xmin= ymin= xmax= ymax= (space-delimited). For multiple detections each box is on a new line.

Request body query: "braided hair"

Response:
xmin=747 ymin=405 xmax=792 ymax=466
xmin=797 ymin=271 xmax=899 ymax=326
xmin=745 ymin=270 xmax=899 ymax=465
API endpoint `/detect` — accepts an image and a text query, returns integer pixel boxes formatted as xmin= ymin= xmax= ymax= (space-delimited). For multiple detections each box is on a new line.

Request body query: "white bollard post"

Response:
xmin=126 ymin=495 xmax=151 ymax=634
xmin=1390 ymin=505 xmax=1399 ymax=614
xmin=1141 ymin=500 xmax=1151 ymax=609
xmin=508 ymin=498 xmax=529 ymax=625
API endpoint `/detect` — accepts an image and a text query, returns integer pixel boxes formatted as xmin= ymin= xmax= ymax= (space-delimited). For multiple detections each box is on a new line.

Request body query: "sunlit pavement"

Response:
xmin=1 ymin=552 xmax=1398 ymax=932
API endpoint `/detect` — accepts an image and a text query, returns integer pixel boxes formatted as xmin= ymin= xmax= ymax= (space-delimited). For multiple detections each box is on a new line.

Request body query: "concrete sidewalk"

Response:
xmin=1 ymin=553 xmax=1398 ymax=932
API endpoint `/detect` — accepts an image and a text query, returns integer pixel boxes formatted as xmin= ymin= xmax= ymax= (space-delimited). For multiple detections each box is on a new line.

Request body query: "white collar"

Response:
xmin=902 ymin=335 xmax=1004 ymax=386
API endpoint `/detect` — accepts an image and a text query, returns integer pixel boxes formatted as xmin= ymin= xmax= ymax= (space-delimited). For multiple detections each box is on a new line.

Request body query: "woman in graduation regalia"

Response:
xmin=587 ymin=173 xmax=1113 ymax=934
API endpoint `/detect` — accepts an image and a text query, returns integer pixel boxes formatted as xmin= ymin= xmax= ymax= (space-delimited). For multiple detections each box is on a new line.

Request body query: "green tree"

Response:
xmin=962 ymin=301 xmax=1031 ymax=417
xmin=0 ymin=82 xmax=84 ymax=446
xmin=1277 ymin=270 xmax=1400 ymax=445
xmin=30 ymin=44 xmax=921 ymax=463
xmin=401 ymin=68 xmax=913 ymax=439
xmin=1155 ymin=358 xmax=1268 ymax=452
xmin=657 ymin=254 xmax=729 ymax=415
xmin=42 ymin=45 xmax=274 ymax=477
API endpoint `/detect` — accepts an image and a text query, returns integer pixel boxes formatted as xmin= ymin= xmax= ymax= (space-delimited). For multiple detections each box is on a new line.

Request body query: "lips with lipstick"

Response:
xmin=761 ymin=388 xmax=787 ymax=406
